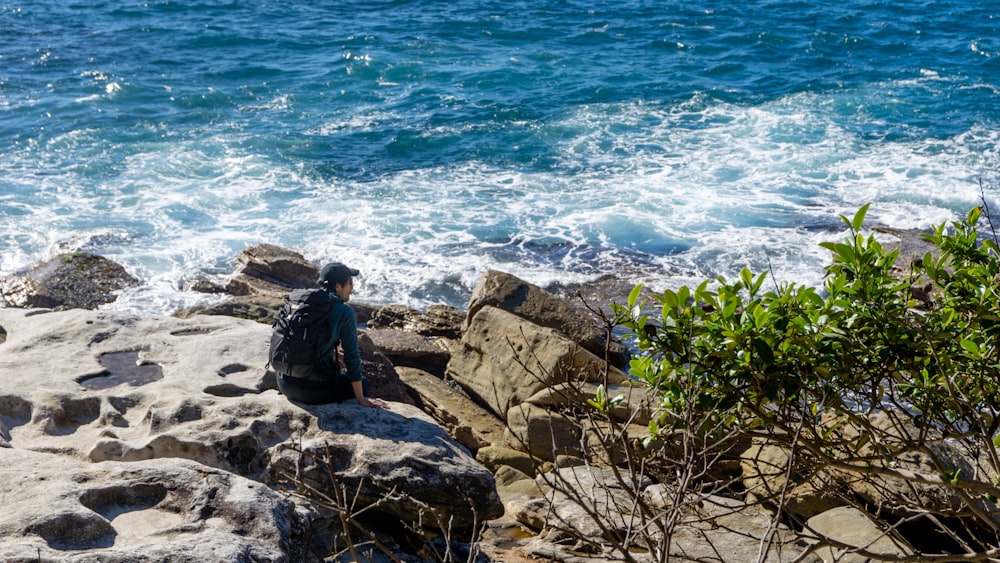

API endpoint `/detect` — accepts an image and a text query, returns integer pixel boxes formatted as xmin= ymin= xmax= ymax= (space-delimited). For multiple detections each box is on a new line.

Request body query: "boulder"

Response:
xmin=226 ymin=243 xmax=320 ymax=296
xmin=265 ymin=401 xmax=503 ymax=532
xmin=805 ymin=506 xmax=913 ymax=561
xmin=395 ymin=366 xmax=506 ymax=452
xmin=356 ymin=331 xmax=418 ymax=404
xmin=513 ymin=465 xmax=653 ymax=540
xmin=665 ymin=494 xmax=806 ymax=563
xmin=523 ymin=381 xmax=655 ymax=427
xmin=173 ymin=294 xmax=285 ymax=324
xmin=369 ymin=303 xmax=466 ymax=339
xmin=874 ymin=226 xmax=939 ymax=306
xmin=740 ymin=438 xmax=846 ymax=519
xmin=504 ymin=472 xmax=811 ymax=562
xmin=468 ymin=270 xmax=630 ymax=368
xmin=799 ymin=409 xmax=990 ymax=522
xmin=0 ymin=448 xmax=307 ymax=562
xmin=367 ymin=328 xmax=451 ymax=377
xmin=0 ymin=252 xmax=139 ymax=309
xmin=0 ymin=307 xmax=500 ymax=556
xmin=476 ymin=445 xmax=538 ymax=478
xmin=505 ymin=403 xmax=585 ymax=462
xmin=445 ymin=305 xmax=627 ymax=418
xmin=179 ymin=242 xmax=380 ymax=327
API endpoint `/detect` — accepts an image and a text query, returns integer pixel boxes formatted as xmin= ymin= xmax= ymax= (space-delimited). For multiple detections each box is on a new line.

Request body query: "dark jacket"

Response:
xmin=314 ymin=291 xmax=363 ymax=382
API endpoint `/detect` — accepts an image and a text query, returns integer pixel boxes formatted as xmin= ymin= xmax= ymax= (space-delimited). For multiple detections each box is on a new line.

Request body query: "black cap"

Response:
xmin=319 ymin=262 xmax=360 ymax=288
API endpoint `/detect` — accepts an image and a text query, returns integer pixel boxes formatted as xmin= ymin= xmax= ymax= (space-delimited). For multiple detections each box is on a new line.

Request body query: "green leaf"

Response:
xmin=753 ymin=338 xmax=774 ymax=365
xmin=751 ymin=270 xmax=767 ymax=295
xmin=588 ymin=384 xmax=609 ymax=412
xmin=852 ymin=203 xmax=871 ymax=232
xmin=967 ymin=206 xmax=982 ymax=226
xmin=753 ymin=303 xmax=771 ymax=328
xmin=960 ymin=339 xmax=980 ymax=355
xmin=628 ymin=284 xmax=643 ymax=308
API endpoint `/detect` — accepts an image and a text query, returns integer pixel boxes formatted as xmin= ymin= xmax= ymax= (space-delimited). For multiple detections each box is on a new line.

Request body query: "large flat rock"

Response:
xmin=0 ymin=448 xmax=305 ymax=562
xmin=0 ymin=307 xmax=501 ymax=551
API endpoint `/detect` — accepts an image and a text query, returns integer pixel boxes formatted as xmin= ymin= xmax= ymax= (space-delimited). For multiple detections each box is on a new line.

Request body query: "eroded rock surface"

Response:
xmin=0 ymin=253 xmax=139 ymax=310
xmin=0 ymin=307 xmax=500 ymax=560
xmin=0 ymin=448 xmax=306 ymax=562
xmin=468 ymin=270 xmax=630 ymax=368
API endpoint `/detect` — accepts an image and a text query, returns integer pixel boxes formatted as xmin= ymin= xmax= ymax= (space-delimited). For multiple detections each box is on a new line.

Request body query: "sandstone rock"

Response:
xmin=229 ymin=243 xmax=320 ymax=294
xmin=187 ymin=277 xmax=230 ymax=294
xmin=805 ymin=506 xmax=913 ymax=561
xmin=811 ymin=410 xmax=986 ymax=521
xmin=0 ymin=448 xmax=307 ymax=562
xmin=264 ymin=400 xmax=504 ymax=532
xmin=468 ymin=270 xmax=630 ymax=368
xmin=446 ymin=305 xmax=627 ymax=418
xmin=667 ymin=494 xmax=808 ymax=563
xmin=369 ymin=303 xmax=466 ymax=339
xmin=523 ymin=381 xmax=655 ymax=427
xmin=0 ymin=252 xmax=139 ymax=309
xmin=508 ymin=481 xmax=811 ymax=562
xmin=514 ymin=465 xmax=654 ymax=549
xmin=395 ymin=366 xmax=506 ymax=452
xmin=0 ymin=307 xmax=498 ymax=553
xmin=356 ymin=331 xmax=418 ymax=404
xmin=741 ymin=438 xmax=846 ymax=519
xmin=874 ymin=226 xmax=939 ymax=307
xmin=505 ymin=402 xmax=585 ymax=462
xmin=367 ymin=328 xmax=451 ymax=377
xmin=494 ymin=464 xmax=535 ymax=488
xmin=173 ymin=294 xmax=285 ymax=324
xmin=476 ymin=445 xmax=538 ymax=478
xmin=492 ymin=466 xmax=545 ymax=533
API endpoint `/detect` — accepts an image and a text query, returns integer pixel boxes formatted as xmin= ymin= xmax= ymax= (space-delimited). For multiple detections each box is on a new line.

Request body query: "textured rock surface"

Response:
xmin=369 ymin=303 xmax=466 ymax=339
xmin=367 ymin=328 xmax=452 ymax=377
xmin=804 ymin=506 xmax=913 ymax=562
xmin=226 ymin=243 xmax=320 ymax=296
xmin=446 ymin=305 xmax=627 ymax=418
xmin=395 ymin=366 xmax=506 ymax=453
xmin=0 ymin=448 xmax=306 ymax=562
xmin=0 ymin=307 xmax=500 ymax=559
xmin=0 ymin=253 xmax=139 ymax=310
xmin=468 ymin=270 xmax=630 ymax=368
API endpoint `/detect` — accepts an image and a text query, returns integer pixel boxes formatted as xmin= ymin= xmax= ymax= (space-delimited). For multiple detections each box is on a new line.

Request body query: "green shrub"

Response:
xmin=612 ymin=204 xmax=1000 ymax=555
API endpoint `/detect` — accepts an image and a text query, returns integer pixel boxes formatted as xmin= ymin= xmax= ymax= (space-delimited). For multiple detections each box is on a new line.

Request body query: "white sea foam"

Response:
xmin=2 ymin=83 xmax=996 ymax=315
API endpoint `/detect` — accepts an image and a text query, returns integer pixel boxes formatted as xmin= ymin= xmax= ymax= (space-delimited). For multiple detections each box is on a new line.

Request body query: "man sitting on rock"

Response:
xmin=275 ymin=262 xmax=388 ymax=409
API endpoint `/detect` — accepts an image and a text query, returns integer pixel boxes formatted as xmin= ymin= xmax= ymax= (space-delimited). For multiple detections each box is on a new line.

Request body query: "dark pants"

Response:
xmin=277 ymin=373 xmax=371 ymax=405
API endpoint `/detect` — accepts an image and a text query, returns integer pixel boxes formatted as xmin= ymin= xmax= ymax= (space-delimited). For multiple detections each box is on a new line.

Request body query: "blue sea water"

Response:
xmin=1 ymin=0 xmax=998 ymax=314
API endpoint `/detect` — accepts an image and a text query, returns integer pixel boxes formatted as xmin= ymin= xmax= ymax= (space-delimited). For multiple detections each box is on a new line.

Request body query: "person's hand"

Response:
xmin=359 ymin=397 xmax=389 ymax=410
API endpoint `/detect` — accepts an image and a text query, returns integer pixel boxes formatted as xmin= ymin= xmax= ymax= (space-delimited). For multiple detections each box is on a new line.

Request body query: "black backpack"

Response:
xmin=268 ymin=288 xmax=334 ymax=378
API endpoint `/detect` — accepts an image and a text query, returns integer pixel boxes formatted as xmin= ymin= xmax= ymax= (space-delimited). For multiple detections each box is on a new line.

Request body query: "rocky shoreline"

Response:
xmin=0 ymin=235 xmax=961 ymax=562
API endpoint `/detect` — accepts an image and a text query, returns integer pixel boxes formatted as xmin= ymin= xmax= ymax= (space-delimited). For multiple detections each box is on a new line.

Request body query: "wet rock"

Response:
xmin=230 ymin=243 xmax=321 ymax=293
xmin=0 ymin=252 xmax=139 ymax=310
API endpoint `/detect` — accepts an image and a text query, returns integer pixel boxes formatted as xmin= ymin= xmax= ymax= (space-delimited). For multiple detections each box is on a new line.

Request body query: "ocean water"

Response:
xmin=1 ymin=0 xmax=998 ymax=315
